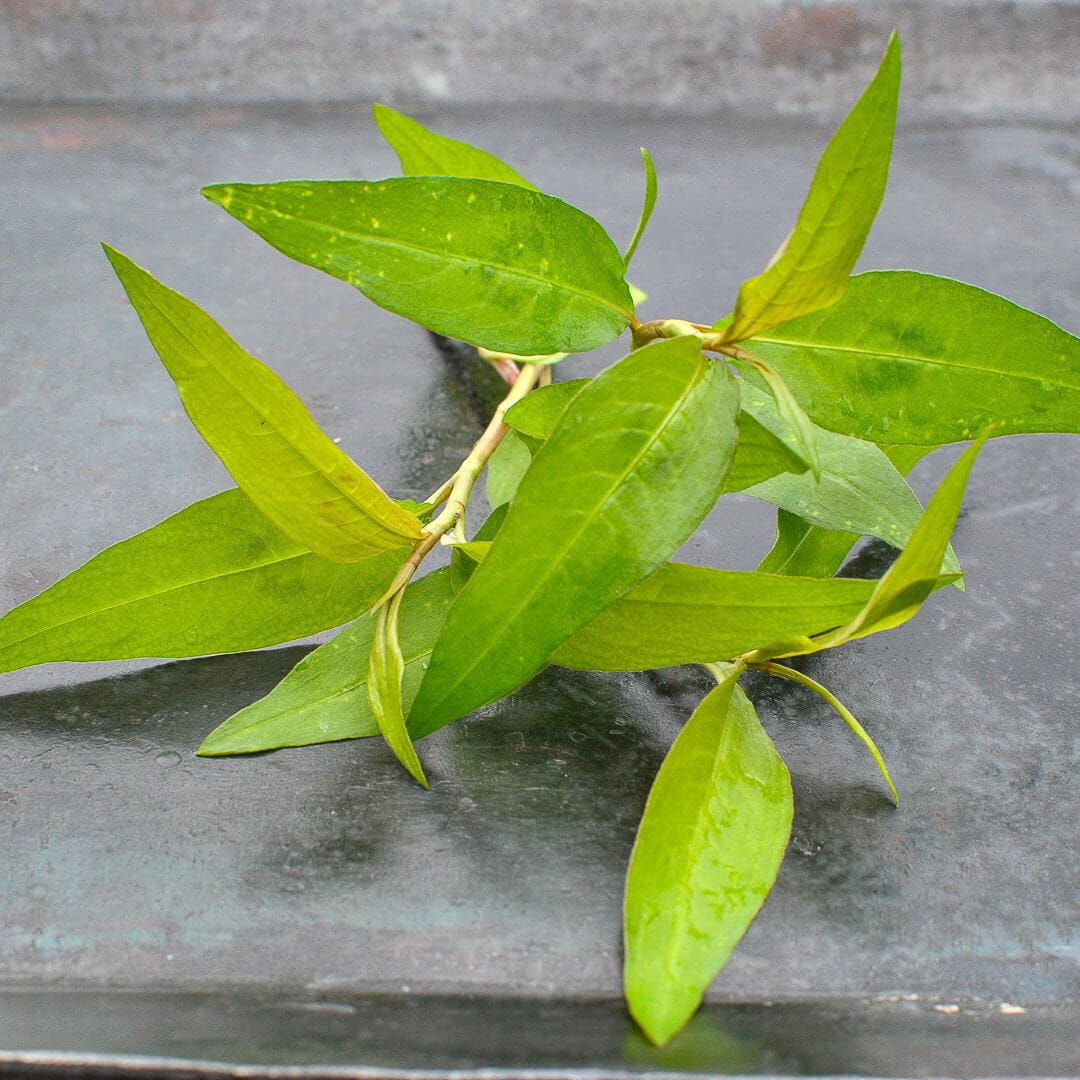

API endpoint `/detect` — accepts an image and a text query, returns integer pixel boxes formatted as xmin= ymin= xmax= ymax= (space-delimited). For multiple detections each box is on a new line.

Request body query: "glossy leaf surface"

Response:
xmin=757 ymin=510 xmax=858 ymax=578
xmin=198 ymin=569 xmax=453 ymax=756
xmin=625 ymin=669 xmax=793 ymax=1046
xmin=373 ymin=104 xmax=537 ymax=188
xmin=0 ymin=490 xmax=409 ymax=674
xmin=747 ymin=271 xmax=1080 ymax=445
xmin=202 ymin=178 xmax=634 ymax=356
xmin=740 ymin=384 xmax=961 ymax=575
xmin=718 ymin=34 xmax=899 ymax=343
xmin=104 ymin=246 xmax=422 ymax=562
xmin=757 ymin=435 xmax=985 ymax=659
xmin=409 ymin=338 xmax=741 ymax=737
xmin=508 ymin=379 xmax=808 ymax=493
xmin=553 ymin=562 xmax=874 ymax=670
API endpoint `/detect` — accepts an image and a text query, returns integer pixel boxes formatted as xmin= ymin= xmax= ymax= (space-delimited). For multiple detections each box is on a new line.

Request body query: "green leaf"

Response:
xmin=722 ymin=412 xmax=812 ymax=492
xmin=373 ymin=104 xmax=537 ymax=188
xmin=623 ymin=147 xmax=658 ymax=269
xmin=756 ymin=510 xmax=858 ymax=578
xmin=754 ymin=434 xmax=986 ymax=659
xmin=508 ymin=380 xmax=809 ymax=494
xmin=408 ymin=337 xmax=741 ymax=737
xmin=504 ymin=379 xmax=590 ymax=446
xmin=552 ymin=562 xmax=875 ymax=670
xmin=718 ymin=34 xmax=900 ymax=344
xmin=485 ymin=428 xmax=533 ymax=508
xmin=745 ymin=271 xmax=1080 ymax=445
xmin=625 ymin=667 xmax=793 ymax=1046
xmin=367 ymin=589 xmax=428 ymax=786
xmin=198 ymin=569 xmax=453 ymax=756
xmin=201 ymin=178 xmax=634 ymax=356
xmin=0 ymin=489 xmax=410 ymax=674
xmin=736 ymin=355 xmax=821 ymax=479
xmin=739 ymin=383 xmax=961 ymax=576
xmin=104 ymin=246 xmax=423 ymax=563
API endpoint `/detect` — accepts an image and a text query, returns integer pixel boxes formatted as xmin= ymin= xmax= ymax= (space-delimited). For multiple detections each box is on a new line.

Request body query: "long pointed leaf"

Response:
xmin=202 ymin=178 xmax=634 ymax=356
xmin=718 ymin=34 xmax=900 ymax=344
xmin=373 ymin=104 xmax=537 ymax=188
xmin=623 ymin=147 xmax=658 ymax=269
xmin=553 ymin=563 xmax=875 ymax=670
xmin=408 ymin=338 xmax=741 ymax=737
xmin=198 ymin=569 xmax=453 ymax=756
xmin=104 ymin=246 xmax=423 ymax=562
xmin=0 ymin=490 xmax=409 ymax=674
xmin=625 ymin=669 xmax=793 ymax=1046
xmin=747 ymin=271 xmax=1080 ymax=445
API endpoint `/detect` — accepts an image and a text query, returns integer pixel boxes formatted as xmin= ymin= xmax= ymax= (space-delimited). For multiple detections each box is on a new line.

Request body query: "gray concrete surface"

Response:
xmin=2 ymin=1 xmax=1079 ymax=122
xmin=0 ymin=104 xmax=1078 ymax=1073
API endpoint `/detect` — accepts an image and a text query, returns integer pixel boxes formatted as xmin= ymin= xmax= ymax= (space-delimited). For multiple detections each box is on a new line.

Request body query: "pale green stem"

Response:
xmin=751 ymin=660 xmax=899 ymax=805
xmin=370 ymin=362 xmax=542 ymax=611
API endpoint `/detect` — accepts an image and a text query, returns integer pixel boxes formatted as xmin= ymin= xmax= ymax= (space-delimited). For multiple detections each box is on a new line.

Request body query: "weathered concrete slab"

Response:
xmin=2 ymin=1 xmax=1079 ymax=122
xmin=0 ymin=104 xmax=1078 ymax=1073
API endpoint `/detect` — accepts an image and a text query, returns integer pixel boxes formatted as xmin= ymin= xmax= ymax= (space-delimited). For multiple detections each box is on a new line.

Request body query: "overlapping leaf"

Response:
xmin=105 ymin=246 xmax=422 ymax=562
xmin=746 ymin=435 xmax=985 ymax=661
xmin=746 ymin=272 xmax=1080 ymax=445
xmin=552 ymin=563 xmax=875 ymax=670
xmin=740 ymin=383 xmax=961 ymax=575
xmin=198 ymin=569 xmax=454 ymax=756
xmin=0 ymin=489 xmax=410 ymax=674
xmin=408 ymin=338 xmax=741 ymax=737
xmin=374 ymin=104 xmax=537 ymax=188
xmin=507 ymin=378 xmax=809 ymax=494
xmin=717 ymin=34 xmax=900 ymax=344
xmin=201 ymin=178 xmax=634 ymax=356
xmin=625 ymin=666 xmax=793 ymax=1046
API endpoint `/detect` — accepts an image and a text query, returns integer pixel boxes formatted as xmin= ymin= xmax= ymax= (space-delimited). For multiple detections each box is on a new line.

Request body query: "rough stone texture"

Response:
xmin=1 ymin=0 xmax=1079 ymax=122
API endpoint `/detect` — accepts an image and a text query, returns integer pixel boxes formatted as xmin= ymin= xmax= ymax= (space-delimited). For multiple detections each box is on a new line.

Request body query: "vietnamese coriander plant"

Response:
xmin=3 ymin=35 xmax=1079 ymax=1045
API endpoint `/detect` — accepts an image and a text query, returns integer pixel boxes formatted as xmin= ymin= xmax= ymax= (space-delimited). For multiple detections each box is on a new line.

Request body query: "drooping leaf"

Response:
xmin=717 ymin=34 xmax=900 ymax=344
xmin=485 ymin=428 xmax=533 ymax=508
xmin=756 ymin=510 xmax=859 ymax=578
xmin=753 ymin=660 xmax=898 ymax=803
xmin=735 ymin=355 xmax=821 ymax=479
xmin=748 ymin=434 xmax=986 ymax=660
xmin=198 ymin=569 xmax=453 ymax=756
xmin=104 ymin=246 xmax=423 ymax=562
xmin=552 ymin=562 xmax=875 ymax=670
xmin=367 ymin=589 xmax=428 ymax=786
xmin=623 ymin=147 xmax=658 ymax=269
xmin=408 ymin=338 xmax=741 ymax=737
xmin=373 ymin=104 xmax=537 ymax=188
xmin=625 ymin=667 xmax=793 ymax=1046
xmin=739 ymin=383 xmax=961 ymax=575
xmin=201 ymin=178 xmax=634 ymax=356
xmin=745 ymin=271 xmax=1080 ymax=445
xmin=0 ymin=489 xmax=410 ymax=674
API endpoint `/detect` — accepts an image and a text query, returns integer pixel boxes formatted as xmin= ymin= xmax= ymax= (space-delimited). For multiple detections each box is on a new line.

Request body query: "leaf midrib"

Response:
xmin=241 ymin=191 xmax=634 ymax=324
xmin=143 ymin=281 xmax=417 ymax=544
xmin=0 ymin=546 xmax=324 ymax=658
xmin=754 ymin=332 xmax=1080 ymax=393
xmin=424 ymin=356 xmax=709 ymax=718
